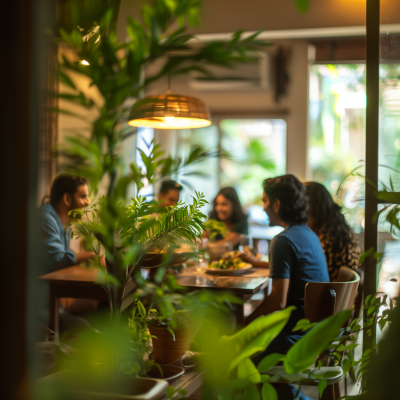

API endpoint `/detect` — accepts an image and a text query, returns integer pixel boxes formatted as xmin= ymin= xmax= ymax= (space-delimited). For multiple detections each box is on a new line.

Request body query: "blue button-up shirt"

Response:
xmin=38 ymin=203 xmax=77 ymax=272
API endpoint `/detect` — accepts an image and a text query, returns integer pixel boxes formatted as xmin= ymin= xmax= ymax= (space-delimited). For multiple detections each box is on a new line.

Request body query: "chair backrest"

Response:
xmin=336 ymin=266 xmax=357 ymax=283
xmin=305 ymin=268 xmax=360 ymax=323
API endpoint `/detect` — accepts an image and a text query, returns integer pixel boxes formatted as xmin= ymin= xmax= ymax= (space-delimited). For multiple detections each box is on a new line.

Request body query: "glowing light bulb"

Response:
xmin=164 ymin=116 xmax=175 ymax=124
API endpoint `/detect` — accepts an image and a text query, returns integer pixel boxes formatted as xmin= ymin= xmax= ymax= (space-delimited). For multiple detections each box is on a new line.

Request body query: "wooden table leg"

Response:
xmin=49 ymin=285 xmax=59 ymax=335
xmin=235 ymin=298 xmax=245 ymax=329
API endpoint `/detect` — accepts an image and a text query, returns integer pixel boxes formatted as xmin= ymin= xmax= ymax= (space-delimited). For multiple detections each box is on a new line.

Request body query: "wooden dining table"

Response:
xmin=39 ymin=265 xmax=269 ymax=333
xmin=175 ymin=266 xmax=270 ymax=326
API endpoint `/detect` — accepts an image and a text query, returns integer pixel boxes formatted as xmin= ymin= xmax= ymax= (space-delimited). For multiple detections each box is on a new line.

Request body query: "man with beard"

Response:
xmin=39 ymin=174 xmax=95 ymax=271
xmin=38 ymin=175 xmax=97 ymax=329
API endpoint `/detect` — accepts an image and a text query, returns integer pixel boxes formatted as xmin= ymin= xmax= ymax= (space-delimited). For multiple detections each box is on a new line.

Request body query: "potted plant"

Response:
xmin=43 ymin=0 xmax=272 ymax=397
xmin=147 ymin=309 xmax=195 ymax=365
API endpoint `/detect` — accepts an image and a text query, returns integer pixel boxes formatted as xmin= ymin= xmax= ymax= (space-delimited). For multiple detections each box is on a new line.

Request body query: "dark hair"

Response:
xmin=50 ymin=175 xmax=87 ymax=206
xmin=159 ymin=180 xmax=183 ymax=195
xmin=263 ymin=174 xmax=308 ymax=224
xmin=305 ymin=182 xmax=352 ymax=252
xmin=209 ymin=187 xmax=247 ymax=223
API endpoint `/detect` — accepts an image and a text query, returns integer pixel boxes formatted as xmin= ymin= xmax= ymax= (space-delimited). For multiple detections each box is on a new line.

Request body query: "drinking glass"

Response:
xmin=239 ymin=234 xmax=253 ymax=252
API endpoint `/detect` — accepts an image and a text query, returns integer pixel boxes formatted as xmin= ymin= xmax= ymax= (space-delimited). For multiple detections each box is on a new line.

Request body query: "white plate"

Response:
xmin=205 ymin=263 xmax=253 ymax=275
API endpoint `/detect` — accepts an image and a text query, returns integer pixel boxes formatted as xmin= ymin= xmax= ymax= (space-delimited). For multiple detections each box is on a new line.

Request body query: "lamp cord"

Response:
xmin=167 ymin=53 xmax=171 ymax=93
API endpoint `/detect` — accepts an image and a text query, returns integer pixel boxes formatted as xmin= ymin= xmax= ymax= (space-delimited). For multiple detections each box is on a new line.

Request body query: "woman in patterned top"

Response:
xmin=305 ymin=182 xmax=361 ymax=281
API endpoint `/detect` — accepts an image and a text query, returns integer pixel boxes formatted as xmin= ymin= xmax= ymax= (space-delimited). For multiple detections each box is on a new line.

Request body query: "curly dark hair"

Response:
xmin=263 ymin=174 xmax=308 ymax=224
xmin=209 ymin=187 xmax=247 ymax=223
xmin=305 ymin=182 xmax=353 ymax=253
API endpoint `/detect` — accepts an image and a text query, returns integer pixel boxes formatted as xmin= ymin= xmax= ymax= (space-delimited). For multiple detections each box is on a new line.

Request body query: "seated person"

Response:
xmin=305 ymin=182 xmax=361 ymax=281
xmin=158 ymin=179 xmax=183 ymax=208
xmin=204 ymin=187 xmax=248 ymax=249
xmin=245 ymin=175 xmax=329 ymax=400
xmin=38 ymin=175 xmax=98 ymax=329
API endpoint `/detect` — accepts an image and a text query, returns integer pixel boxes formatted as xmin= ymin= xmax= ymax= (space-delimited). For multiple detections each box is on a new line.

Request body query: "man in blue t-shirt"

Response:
xmin=242 ymin=174 xmax=329 ymax=399
xmin=244 ymin=174 xmax=329 ymax=330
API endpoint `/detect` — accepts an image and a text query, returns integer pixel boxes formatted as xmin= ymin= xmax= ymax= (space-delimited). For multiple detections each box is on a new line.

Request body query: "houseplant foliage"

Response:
xmin=54 ymin=0 xmax=270 ymax=319
xmin=162 ymin=308 xmax=352 ymax=400
xmin=45 ymin=1 xmax=360 ymax=398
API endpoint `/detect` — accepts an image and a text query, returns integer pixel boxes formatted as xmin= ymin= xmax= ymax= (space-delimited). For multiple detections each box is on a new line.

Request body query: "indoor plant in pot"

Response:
xmin=148 ymin=309 xmax=196 ymax=365
xmin=45 ymin=0 xmax=270 ymax=396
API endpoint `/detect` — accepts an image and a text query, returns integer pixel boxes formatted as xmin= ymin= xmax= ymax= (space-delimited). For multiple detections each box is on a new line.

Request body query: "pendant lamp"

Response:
xmin=128 ymin=92 xmax=212 ymax=130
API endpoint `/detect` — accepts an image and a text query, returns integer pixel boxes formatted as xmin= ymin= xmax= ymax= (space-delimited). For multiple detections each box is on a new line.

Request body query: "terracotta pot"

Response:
xmin=148 ymin=326 xmax=192 ymax=364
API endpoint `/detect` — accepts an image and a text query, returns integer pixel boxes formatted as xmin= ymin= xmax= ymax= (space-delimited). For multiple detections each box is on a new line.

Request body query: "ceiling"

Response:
xmin=117 ymin=0 xmax=400 ymax=41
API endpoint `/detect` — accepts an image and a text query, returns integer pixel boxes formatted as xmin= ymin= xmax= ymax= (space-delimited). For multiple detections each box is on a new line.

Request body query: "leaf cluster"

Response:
xmin=310 ymin=293 xmax=397 ymax=398
xmin=204 ymin=218 xmax=228 ymax=241
xmin=197 ymin=307 xmax=351 ymax=400
xmin=54 ymin=1 xmax=270 ymax=197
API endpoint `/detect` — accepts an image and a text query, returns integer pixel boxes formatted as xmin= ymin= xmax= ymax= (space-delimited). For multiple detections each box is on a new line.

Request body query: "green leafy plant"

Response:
xmin=317 ymin=293 xmax=396 ymax=397
xmin=204 ymin=218 xmax=228 ymax=241
xmin=120 ymin=300 xmax=161 ymax=377
xmin=54 ymin=0 xmax=270 ymax=327
xmin=196 ymin=307 xmax=352 ymax=400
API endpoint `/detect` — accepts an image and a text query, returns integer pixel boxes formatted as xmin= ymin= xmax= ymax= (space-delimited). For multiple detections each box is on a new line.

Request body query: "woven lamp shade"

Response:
xmin=128 ymin=93 xmax=211 ymax=129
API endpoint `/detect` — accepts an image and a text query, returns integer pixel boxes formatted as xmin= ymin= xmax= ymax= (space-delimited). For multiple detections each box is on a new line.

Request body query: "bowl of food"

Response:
xmin=206 ymin=251 xmax=252 ymax=275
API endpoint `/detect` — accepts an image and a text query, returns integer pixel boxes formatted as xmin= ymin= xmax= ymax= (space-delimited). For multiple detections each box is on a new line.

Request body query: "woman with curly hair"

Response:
xmin=305 ymin=182 xmax=361 ymax=281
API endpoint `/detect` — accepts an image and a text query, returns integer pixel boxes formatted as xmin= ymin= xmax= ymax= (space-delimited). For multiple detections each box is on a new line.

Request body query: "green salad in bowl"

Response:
xmin=208 ymin=251 xmax=249 ymax=270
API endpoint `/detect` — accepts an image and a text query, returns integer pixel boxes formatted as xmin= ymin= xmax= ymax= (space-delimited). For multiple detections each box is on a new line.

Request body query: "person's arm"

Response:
xmin=245 ymin=278 xmax=290 ymax=324
xmin=239 ymin=251 xmax=269 ymax=268
xmin=245 ymin=235 xmax=294 ymax=324
xmin=215 ymin=231 xmax=241 ymax=247
xmin=40 ymin=216 xmax=78 ymax=270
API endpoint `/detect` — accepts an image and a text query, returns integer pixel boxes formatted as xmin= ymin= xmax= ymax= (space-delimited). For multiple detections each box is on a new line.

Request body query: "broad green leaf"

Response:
xmin=367 ymin=306 xmax=376 ymax=316
xmin=68 ymin=208 xmax=83 ymax=220
xmin=260 ymin=375 xmax=270 ymax=383
xmin=261 ymin=382 xmax=278 ymax=400
xmin=342 ymin=358 xmax=350 ymax=375
xmin=137 ymin=300 xmax=146 ymax=318
xmin=165 ymin=386 xmax=175 ymax=398
xmin=237 ymin=358 xmax=261 ymax=383
xmin=318 ymin=379 xmax=327 ymax=398
xmin=242 ymin=383 xmax=260 ymax=400
xmin=166 ymin=327 xmax=175 ymax=341
xmin=219 ymin=306 xmax=295 ymax=373
xmin=379 ymin=318 xmax=387 ymax=331
xmin=292 ymin=318 xmax=310 ymax=331
xmin=258 ymin=353 xmax=284 ymax=373
xmin=284 ymin=310 xmax=352 ymax=374
xmin=270 ymin=375 xmax=282 ymax=383
xmin=97 ymin=271 xmax=120 ymax=287
xmin=346 ymin=343 xmax=359 ymax=351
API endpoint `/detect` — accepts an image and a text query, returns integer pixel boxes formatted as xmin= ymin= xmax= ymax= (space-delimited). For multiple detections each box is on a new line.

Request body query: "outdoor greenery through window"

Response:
xmin=309 ymin=62 xmax=400 ymax=292
xmin=308 ymin=64 xmax=366 ymax=233
xmin=152 ymin=120 xmax=287 ymax=223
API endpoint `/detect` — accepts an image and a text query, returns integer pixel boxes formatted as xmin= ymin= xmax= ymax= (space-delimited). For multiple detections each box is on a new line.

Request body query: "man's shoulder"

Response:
xmin=38 ymin=204 xmax=61 ymax=229
xmin=271 ymin=231 xmax=295 ymax=251
xmin=273 ymin=224 xmax=317 ymax=248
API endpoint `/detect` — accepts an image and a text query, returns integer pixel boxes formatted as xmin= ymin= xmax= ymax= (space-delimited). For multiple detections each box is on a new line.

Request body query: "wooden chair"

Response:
xmin=263 ymin=267 xmax=360 ymax=400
